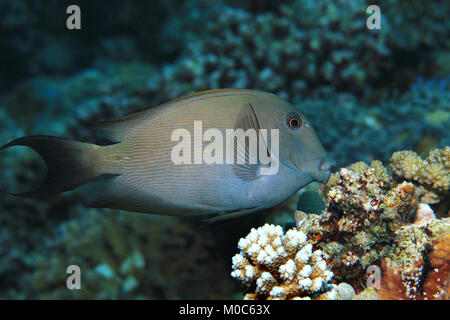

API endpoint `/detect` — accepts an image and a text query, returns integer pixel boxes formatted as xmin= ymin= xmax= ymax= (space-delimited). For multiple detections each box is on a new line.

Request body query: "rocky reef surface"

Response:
xmin=232 ymin=148 xmax=449 ymax=299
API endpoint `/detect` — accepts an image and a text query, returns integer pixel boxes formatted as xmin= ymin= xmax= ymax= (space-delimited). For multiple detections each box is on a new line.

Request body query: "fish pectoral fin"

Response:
xmin=202 ymin=207 xmax=261 ymax=224
xmin=232 ymin=103 xmax=269 ymax=181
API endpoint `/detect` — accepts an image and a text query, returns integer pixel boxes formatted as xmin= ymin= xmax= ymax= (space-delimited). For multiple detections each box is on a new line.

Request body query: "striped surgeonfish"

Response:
xmin=1 ymin=89 xmax=335 ymax=221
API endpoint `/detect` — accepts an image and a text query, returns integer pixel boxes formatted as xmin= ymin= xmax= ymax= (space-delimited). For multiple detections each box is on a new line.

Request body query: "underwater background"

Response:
xmin=0 ymin=0 xmax=448 ymax=299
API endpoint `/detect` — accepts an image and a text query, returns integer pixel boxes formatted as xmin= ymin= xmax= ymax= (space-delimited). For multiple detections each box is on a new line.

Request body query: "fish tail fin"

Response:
xmin=1 ymin=135 xmax=123 ymax=198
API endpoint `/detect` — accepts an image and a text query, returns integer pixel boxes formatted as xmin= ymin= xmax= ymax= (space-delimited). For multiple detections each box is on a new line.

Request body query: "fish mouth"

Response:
xmin=319 ymin=157 xmax=336 ymax=172
xmin=311 ymin=157 xmax=336 ymax=184
xmin=311 ymin=170 xmax=331 ymax=184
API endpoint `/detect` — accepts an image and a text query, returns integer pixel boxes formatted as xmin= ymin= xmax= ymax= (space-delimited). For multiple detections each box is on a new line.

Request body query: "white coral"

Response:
xmin=279 ymin=259 xmax=297 ymax=281
xmin=269 ymin=286 xmax=286 ymax=299
xmin=231 ymin=223 xmax=335 ymax=300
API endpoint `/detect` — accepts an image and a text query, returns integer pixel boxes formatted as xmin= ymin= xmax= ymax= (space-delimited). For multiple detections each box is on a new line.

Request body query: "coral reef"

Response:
xmin=315 ymin=148 xmax=448 ymax=288
xmin=233 ymin=149 xmax=449 ymax=300
xmin=156 ymin=0 xmax=448 ymax=100
xmin=301 ymin=166 xmax=416 ymax=287
xmin=378 ymin=218 xmax=450 ymax=300
xmin=310 ymin=150 xmax=448 ymax=298
xmin=231 ymin=224 xmax=335 ymax=300
xmin=324 ymin=147 xmax=449 ymax=209
xmin=23 ymin=210 xmax=236 ymax=299
xmin=390 ymin=148 xmax=449 ymax=204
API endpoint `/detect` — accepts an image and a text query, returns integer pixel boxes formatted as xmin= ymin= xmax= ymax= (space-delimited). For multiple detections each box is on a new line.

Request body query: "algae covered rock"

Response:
xmin=378 ymin=218 xmax=450 ymax=300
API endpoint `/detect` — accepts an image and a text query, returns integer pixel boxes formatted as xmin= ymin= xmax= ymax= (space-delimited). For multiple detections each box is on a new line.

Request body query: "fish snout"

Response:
xmin=319 ymin=157 xmax=336 ymax=172
xmin=312 ymin=157 xmax=336 ymax=184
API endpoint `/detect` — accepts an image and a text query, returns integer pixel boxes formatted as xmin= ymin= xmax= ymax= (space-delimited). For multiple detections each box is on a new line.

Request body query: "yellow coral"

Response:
xmin=390 ymin=147 xmax=449 ymax=200
xmin=231 ymin=224 xmax=335 ymax=300
xmin=419 ymin=162 xmax=449 ymax=192
xmin=324 ymin=147 xmax=448 ymax=206
xmin=416 ymin=185 xmax=440 ymax=205
xmin=321 ymin=171 xmax=340 ymax=197
xmin=348 ymin=161 xmax=368 ymax=175
xmin=427 ymin=146 xmax=450 ymax=171
xmin=369 ymin=160 xmax=391 ymax=187
xmin=390 ymin=150 xmax=424 ymax=180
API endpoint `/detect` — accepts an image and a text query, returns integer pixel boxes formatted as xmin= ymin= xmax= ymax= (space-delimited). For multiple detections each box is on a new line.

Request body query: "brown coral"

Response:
xmin=378 ymin=218 xmax=450 ymax=300
xmin=299 ymin=166 xmax=418 ymax=290
xmin=390 ymin=150 xmax=424 ymax=181
xmin=427 ymin=146 xmax=450 ymax=171
xmin=423 ymin=218 xmax=450 ymax=300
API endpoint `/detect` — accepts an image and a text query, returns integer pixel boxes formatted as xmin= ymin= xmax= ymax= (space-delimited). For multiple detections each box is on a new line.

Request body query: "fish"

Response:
xmin=1 ymin=89 xmax=335 ymax=221
xmin=296 ymin=191 xmax=326 ymax=215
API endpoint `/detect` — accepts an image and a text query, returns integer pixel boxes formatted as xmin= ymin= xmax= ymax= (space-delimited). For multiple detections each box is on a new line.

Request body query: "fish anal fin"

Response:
xmin=85 ymin=175 xmax=135 ymax=210
xmin=203 ymin=207 xmax=260 ymax=224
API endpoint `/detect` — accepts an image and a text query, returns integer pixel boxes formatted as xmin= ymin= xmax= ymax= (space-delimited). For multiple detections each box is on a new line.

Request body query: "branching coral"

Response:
xmin=390 ymin=147 xmax=450 ymax=204
xmin=232 ymin=185 xmax=448 ymax=300
xmin=231 ymin=224 xmax=335 ymax=300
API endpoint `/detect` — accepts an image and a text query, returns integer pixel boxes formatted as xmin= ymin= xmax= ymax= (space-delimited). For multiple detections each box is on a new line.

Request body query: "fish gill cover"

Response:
xmin=0 ymin=0 xmax=448 ymax=299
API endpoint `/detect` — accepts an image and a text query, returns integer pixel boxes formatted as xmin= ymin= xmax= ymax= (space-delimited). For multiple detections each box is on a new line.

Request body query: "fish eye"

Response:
xmin=286 ymin=113 xmax=303 ymax=130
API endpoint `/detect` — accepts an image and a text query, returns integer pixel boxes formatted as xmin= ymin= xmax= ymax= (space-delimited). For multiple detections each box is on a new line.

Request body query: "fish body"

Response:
xmin=2 ymin=89 xmax=334 ymax=219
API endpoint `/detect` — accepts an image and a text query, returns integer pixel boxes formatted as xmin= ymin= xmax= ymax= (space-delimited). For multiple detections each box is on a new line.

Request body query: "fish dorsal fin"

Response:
xmin=89 ymin=108 xmax=158 ymax=143
xmin=90 ymin=89 xmax=253 ymax=142
xmin=232 ymin=103 xmax=270 ymax=181
xmin=168 ymin=88 xmax=251 ymax=104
